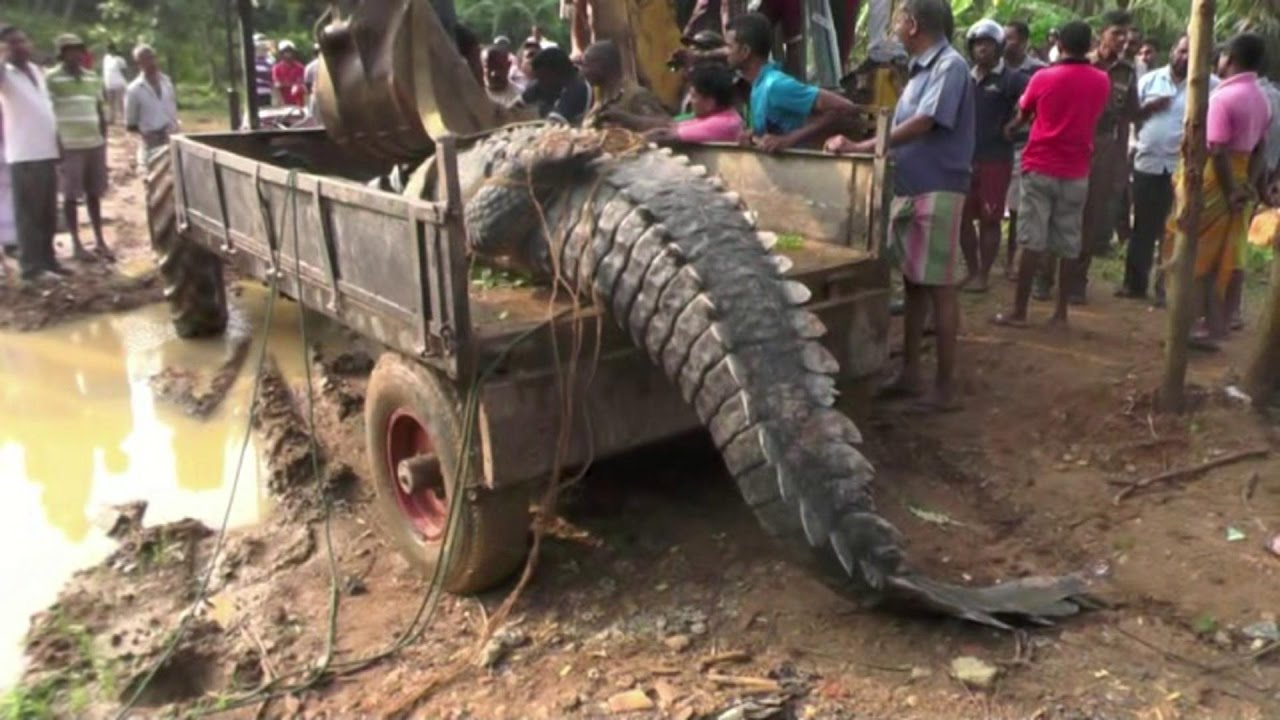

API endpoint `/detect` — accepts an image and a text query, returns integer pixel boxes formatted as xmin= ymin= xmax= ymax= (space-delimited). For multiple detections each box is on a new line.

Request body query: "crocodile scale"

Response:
xmin=451 ymin=125 xmax=1094 ymax=628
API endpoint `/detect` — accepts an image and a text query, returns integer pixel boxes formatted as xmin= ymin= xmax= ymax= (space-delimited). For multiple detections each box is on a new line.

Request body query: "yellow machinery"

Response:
xmin=313 ymin=0 xmax=686 ymax=161
xmin=314 ymin=0 xmax=514 ymax=160
xmin=625 ymin=0 xmax=686 ymax=109
xmin=310 ymin=0 xmax=901 ymax=161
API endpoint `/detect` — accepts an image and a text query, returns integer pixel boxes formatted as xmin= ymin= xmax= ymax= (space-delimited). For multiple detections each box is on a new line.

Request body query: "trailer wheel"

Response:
xmin=365 ymin=353 xmax=530 ymax=593
xmin=145 ymin=146 xmax=228 ymax=338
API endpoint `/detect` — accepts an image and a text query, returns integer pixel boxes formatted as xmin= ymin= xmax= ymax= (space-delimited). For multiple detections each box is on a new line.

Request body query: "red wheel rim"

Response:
xmin=385 ymin=409 xmax=448 ymax=542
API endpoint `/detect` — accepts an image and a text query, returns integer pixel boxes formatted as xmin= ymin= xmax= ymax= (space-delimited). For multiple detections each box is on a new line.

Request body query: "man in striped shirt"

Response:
xmin=47 ymin=33 xmax=112 ymax=260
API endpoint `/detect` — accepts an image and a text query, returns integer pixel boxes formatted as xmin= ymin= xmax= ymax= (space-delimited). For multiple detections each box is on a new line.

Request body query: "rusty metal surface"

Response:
xmin=169 ymin=131 xmax=473 ymax=379
xmin=314 ymin=0 xmax=508 ymax=162
xmin=169 ymin=129 xmax=891 ymax=482
xmin=681 ymin=140 xmax=893 ymax=252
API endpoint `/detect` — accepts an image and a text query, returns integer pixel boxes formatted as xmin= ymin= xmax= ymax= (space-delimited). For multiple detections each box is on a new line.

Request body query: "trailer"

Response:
xmin=147 ymin=123 xmax=893 ymax=592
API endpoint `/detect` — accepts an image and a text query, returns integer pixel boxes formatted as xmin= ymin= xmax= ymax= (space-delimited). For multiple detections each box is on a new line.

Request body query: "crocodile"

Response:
xmin=440 ymin=124 xmax=1094 ymax=628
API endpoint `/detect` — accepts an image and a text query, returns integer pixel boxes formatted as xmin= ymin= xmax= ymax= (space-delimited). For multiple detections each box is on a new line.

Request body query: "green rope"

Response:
xmin=113 ymin=165 xmax=287 ymax=720
xmin=120 ymin=160 xmax=566 ymax=718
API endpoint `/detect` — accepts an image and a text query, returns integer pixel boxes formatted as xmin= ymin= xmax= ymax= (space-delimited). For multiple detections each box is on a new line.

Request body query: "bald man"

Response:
xmin=580 ymin=40 xmax=668 ymax=129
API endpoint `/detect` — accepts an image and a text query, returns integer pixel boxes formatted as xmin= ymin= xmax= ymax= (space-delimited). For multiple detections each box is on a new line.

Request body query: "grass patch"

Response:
xmin=1 ymin=615 xmax=121 ymax=719
xmin=0 ymin=679 xmax=59 ymax=720
xmin=776 ymin=233 xmax=805 ymax=251
xmin=470 ymin=266 xmax=532 ymax=291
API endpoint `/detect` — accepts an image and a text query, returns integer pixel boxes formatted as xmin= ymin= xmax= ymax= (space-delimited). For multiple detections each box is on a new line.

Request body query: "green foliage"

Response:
xmin=0 ymin=679 xmax=59 ymax=720
xmin=776 ymin=233 xmax=806 ymax=250
xmin=1245 ymin=243 xmax=1275 ymax=276
xmin=457 ymin=0 xmax=568 ymax=47
xmin=9 ymin=0 xmax=1279 ymax=90
xmin=470 ymin=265 xmax=531 ymax=289
xmin=0 ymin=612 xmax=120 ymax=720
xmin=1193 ymin=611 xmax=1218 ymax=634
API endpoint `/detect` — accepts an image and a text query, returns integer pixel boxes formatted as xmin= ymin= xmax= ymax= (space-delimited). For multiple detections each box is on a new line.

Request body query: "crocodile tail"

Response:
xmin=461 ymin=127 xmax=1094 ymax=628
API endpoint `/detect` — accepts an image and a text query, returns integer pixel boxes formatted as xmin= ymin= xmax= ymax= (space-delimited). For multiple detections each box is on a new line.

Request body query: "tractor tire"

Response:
xmin=146 ymin=146 xmax=228 ymax=338
xmin=365 ymin=353 xmax=530 ymax=593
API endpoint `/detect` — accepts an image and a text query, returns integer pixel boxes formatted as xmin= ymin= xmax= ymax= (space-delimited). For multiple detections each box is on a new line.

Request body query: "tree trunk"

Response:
xmin=1157 ymin=0 xmax=1215 ymax=412
xmin=1244 ymin=251 xmax=1280 ymax=407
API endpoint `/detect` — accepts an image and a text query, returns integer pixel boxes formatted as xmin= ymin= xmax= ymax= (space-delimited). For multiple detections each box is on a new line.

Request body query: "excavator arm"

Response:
xmin=313 ymin=0 xmax=511 ymax=161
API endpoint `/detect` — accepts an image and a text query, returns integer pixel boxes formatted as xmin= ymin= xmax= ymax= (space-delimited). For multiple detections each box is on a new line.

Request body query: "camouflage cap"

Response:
xmin=55 ymin=33 xmax=85 ymax=52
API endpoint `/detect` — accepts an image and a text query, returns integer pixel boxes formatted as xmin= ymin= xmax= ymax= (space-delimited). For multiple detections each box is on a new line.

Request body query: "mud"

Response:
xmin=0 ymin=264 xmax=163 ymax=332
xmin=15 ymin=354 xmax=340 ymax=717
xmin=149 ymin=336 xmax=253 ymax=418
xmin=0 ymin=128 xmax=164 ymax=333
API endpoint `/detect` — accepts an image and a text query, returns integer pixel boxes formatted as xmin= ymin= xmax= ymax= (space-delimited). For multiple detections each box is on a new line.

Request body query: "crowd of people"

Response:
xmin=0 ymin=26 xmax=180 ymax=281
xmin=252 ymin=33 xmax=324 ymax=119
xmin=3 ymin=6 xmax=1279 ymax=414
xmin=479 ymin=4 xmax=1276 ymax=412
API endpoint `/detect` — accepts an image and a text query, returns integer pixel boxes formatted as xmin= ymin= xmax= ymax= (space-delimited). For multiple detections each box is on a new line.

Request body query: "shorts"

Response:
xmin=60 ymin=145 xmax=109 ymax=201
xmin=964 ymin=159 xmax=1013 ymax=224
xmin=1006 ymin=145 xmax=1026 ymax=212
xmin=1017 ymin=171 xmax=1089 ymax=259
xmin=886 ymin=191 xmax=966 ymax=286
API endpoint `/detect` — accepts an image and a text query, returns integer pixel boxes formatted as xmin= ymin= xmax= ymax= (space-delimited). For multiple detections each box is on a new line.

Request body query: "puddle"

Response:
xmin=0 ymin=285 xmax=332 ymax=688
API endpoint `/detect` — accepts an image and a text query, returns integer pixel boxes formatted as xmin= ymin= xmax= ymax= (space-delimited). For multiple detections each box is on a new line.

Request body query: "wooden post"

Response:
xmin=1157 ymin=0 xmax=1215 ymax=412
xmin=1243 ymin=248 xmax=1280 ymax=407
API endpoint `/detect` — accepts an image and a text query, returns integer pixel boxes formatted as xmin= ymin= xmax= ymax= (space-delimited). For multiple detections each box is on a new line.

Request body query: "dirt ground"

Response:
xmin=7 ymin=129 xmax=1280 ymax=719
xmin=0 ymin=129 xmax=164 ymax=331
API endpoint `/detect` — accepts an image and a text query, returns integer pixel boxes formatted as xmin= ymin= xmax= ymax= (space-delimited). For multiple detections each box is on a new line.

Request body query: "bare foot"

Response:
xmin=903 ymin=390 xmax=963 ymax=415
xmin=72 ymin=247 xmax=94 ymax=262
xmin=963 ymin=276 xmax=990 ymax=294
xmin=1047 ymin=314 xmax=1070 ymax=332
xmin=876 ymin=374 xmax=923 ymax=401
xmin=1188 ymin=332 xmax=1221 ymax=352
xmin=95 ymin=245 xmax=116 ymax=262
xmin=991 ymin=312 xmax=1029 ymax=328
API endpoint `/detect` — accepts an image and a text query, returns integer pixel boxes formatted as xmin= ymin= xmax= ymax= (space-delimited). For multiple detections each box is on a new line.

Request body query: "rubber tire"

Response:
xmin=146 ymin=146 xmax=229 ymax=339
xmin=365 ymin=353 xmax=531 ymax=593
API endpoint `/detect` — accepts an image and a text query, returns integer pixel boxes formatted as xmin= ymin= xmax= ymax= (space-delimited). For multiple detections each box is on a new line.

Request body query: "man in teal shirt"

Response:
xmin=726 ymin=13 xmax=853 ymax=152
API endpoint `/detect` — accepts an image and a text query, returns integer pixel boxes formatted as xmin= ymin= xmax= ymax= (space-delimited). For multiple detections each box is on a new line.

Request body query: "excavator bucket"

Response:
xmin=314 ymin=0 xmax=511 ymax=162
xmin=627 ymin=0 xmax=686 ymax=109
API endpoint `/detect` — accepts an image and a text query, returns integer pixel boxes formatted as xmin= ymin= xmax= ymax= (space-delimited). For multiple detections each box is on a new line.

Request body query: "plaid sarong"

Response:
xmin=885 ymin=191 xmax=966 ymax=286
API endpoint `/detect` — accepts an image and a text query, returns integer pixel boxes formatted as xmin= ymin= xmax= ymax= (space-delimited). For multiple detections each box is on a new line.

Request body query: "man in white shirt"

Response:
xmin=303 ymin=44 xmax=322 ymax=123
xmin=102 ymin=42 xmax=128 ymax=124
xmin=0 ymin=26 xmax=67 ymax=281
xmin=1121 ymin=35 xmax=1218 ymax=302
xmin=125 ymin=45 xmax=180 ymax=167
xmin=481 ymin=45 xmax=523 ymax=108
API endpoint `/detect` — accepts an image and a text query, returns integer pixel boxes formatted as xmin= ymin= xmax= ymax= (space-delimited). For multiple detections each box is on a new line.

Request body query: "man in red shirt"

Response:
xmin=271 ymin=40 xmax=306 ymax=107
xmin=993 ymin=20 xmax=1110 ymax=328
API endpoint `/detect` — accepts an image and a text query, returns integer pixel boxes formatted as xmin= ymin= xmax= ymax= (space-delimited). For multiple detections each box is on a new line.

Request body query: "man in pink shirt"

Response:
xmin=1174 ymin=33 xmax=1271 ymax=349
xmin=600 ymin=63 xmax=744 ymax=144
xmin=993 ymin=21 xmax=1110 ymax=328
xmin=651 ymin=64 xmax=743 ymax=143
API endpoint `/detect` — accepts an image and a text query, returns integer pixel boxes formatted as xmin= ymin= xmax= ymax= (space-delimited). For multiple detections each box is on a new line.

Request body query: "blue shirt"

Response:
xmin=1133 ymin=67 xmax=1220 ymax=174
xmin=750 ymin=62 xmax=819 ymax=135
xmin=891 ymin=40 xmax=975 ymax=196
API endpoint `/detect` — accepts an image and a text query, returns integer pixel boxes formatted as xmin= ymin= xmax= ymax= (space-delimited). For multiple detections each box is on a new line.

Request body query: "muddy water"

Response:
xmin=0 ymin=286 xmax=324 ymax=687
